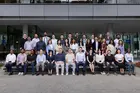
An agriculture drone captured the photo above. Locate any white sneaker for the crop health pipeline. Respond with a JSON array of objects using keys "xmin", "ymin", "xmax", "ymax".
[
  {"xmin": 66, "ymin": 73, "xmax": 68, "ymax": 75},
  {"xmin": 72, "ymin": 73, "xmax": 75, "ymax": 75},
  {"xmin": 18, "ymin": 72, "xmax": 21, "ymax": 75},
  {"xmin": 21, "ymin": 72, "xmax": 23, "ymax": 75},
  {"xmin": 101, "ymin": 72, "xmax": 106, "ymax": 75},
  {"xmin": 56, "ymin": 73, "xmax": 59, "ymax": 76},
  {"xmin": 61, "ymin": 73, "xmax": 64, "ymax": 76}
]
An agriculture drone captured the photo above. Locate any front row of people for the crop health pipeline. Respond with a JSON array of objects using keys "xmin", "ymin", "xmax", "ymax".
[{"xmin": 5, "ymin": 47, "xmax": 136, "ymax": 76}]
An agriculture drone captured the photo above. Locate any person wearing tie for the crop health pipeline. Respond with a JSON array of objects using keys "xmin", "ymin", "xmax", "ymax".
[
  {"xmin": 43, "ymin": 32, "xmax": 50, "ymax": 46},
  {"xmin": 92, "ymin": 37, "xmax": 101, "ymax": 53}
]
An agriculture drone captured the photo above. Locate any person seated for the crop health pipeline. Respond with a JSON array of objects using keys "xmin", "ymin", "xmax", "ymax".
[
  {"xmin": 47, "ymin": 50, "xmax": 55, "ymax": 75},
  {"xmin": 125, "ymin": 48, "xmax": 136, "ymax": 76},
  {"xmin": 95, "ymin": 49, "xmax": 105, "ymax": 75},
  {"xmin": 76, "ymin": 47, "xmax": 86, "ymax": 75},
  {"xmin": 5, "ymin": 50, "xmax": 16, "ymax": 75},
  {"xmin": 105, "ymin": 50, "xmax": 117, "ymax": 75},
  {"xmin": 55, "ymin": 48, "xmax": 65, "ymax": 75},
  {"xmin": 27, "ymin": 49, "xmax": 37, "ymax": 75},
  {"xmin": 65, "ymin": 48, "xmax": 76, "ymax": 75},
  {"xmin": 36, "ymin": 49, "xmax": 46, "ymax": 76},
  {"xmin": 16, "ymin": 49, "xmax": 27, "ymax": 75},
  {"xmin": 87, "ymin": 49, "xmax": 95, "ymax": 74},
  {"xmin": 115, "ymin": 49, "xmax": 125, "ymax": 75}
]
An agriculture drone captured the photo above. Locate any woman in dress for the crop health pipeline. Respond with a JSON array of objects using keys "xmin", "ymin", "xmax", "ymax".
[
  {"xmin": 55, "ymin": 40, "xmax": 63, "ymax": 54},
  {"xmin": 70, "ymin": 39, "xmax": 78, "ymax": 53},
  {"xmin": 101, "ymin": 38, "xmax": 107, "ymax": 55},
  {"xmin": 47, "ymin": 50, "xmax": 55, "ymax": 75},
  {"xmin": 46, "ymin": 39, "xmax": 54, "ymax": 55},
  {"xmin": 63, "ymin": 39, "xmax": 70, "ymax": 54},
  {"xmin": 117, "ymin": 40, "xmax": 125, "ymax": 55},
  {"xmin": 87, "ymin": 49, "xmax": 95, "ymax": 74}
]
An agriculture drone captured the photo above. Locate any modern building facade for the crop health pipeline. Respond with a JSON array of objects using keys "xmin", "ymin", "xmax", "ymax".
[{"xmin": 0, "ymin": 0, "xmax": 140, "ymax": 59}]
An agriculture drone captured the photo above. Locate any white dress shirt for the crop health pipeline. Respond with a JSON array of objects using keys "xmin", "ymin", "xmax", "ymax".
[
  {"xmin": 24, "ymin": 41, "xmax": 33, "ymax": 50},
  {"xmin": 125, "ymin": 53, "xmax": 134, "ymax": 62},
  {"xmin": 95, "ymin": 41, "xmax": 99, "ymax": 51},
  {"xmin": 32, "ymin": 38, "xmax": 39, "ymax": 48},
  {"xmin": 52, "ymin": 39, "xmax": 57, "ymax": 49},
  {"xmin": 70, "ymin": 43, "xmax": 78, "ymax": 52},
  {"xmin": 43, "ymin": 36, "xmax": 50, "ymax": 45},
  {"xmin": 114, "ymin": 39, "xmax": 119, "ymax": 48},
  {"xmin": 76, "ymin": 52, "xmax": 85, "ymax": 62},
  {"xmin": 5, "ymin": 54, "xmax": 16, "ymax": 63},
  {"xmin": 91, "ymin": 39, "xmax": 94, "ymax": 44},
  {"xmin": 36, "ymin": 54, "xmax": 46, "ymax": 63}
]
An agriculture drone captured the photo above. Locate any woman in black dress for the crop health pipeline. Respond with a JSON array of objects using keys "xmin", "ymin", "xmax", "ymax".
[
  {"xmin": 47, "ymin": 50, "xmax": 55, "ymax": 75},
  {"xmin": 87, "ymin": 49, "xmax": 95, "ymax": 74}
]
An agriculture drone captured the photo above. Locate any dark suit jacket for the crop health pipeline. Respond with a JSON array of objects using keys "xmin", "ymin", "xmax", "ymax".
[{"xmin": 92, "ymin": 41, "xmax": 101, "ymax": 53}]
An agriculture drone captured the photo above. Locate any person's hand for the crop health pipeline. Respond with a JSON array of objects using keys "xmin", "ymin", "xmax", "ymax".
[
  {"xmin": 112, "ymin": 62, "xmax": 115, "ymax": 65},
  {"xmin": 107, "ymin": 62, "xmax": 109, "ymax": 65}
]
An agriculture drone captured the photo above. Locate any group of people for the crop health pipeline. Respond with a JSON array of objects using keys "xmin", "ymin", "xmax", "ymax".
[{"xmin": 5, "ymin": 32, "xmax": 136, "ymax": 76}]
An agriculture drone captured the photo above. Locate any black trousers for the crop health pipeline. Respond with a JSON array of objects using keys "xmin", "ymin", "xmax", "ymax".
[
  {"xmin": 48, "ymin": 62, "xmax": 54, "ymax": 70},
  {"xmin": 106, "ymin": 62, "xmax": 117, "ymax": 73},
  {"xmin": 96, "ymin": 63, "xmax": 104, "ymax": 72},
  {"xmin": 5, "ymin": 62, "xmax": 16, "ymax": 72}
]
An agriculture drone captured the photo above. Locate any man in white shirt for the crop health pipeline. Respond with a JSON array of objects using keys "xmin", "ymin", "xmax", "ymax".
[
  {"xmin": 5, "ymin": 50, "xmax": 16, "ymax": 75},
  {"xmin": 114, "ymin": 34, "xmax": 121, "ymax": 48},
  {"xmin": 76, "ymin": 47, "xmax": 86, "ymax": 75},
  {"xmin": 43, "ymin": 32, "xmax": 50, "ymax": 46},
  {"xmin": 24, "ymin": 37, "xmax": 33, "ymax": 55},
  {"xmin": 65, "ymin": 48, "xmax": 76, "ymax": 75},
  {"xmin": 51, "ymin": 34, "xmax": 57, "ymax": 49},
  {"xmin": 32, "ymin": 34, "xmax": 39, "ymax": 49}
]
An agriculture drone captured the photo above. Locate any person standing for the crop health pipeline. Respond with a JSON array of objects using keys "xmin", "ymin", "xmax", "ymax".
[
  {"xmin": 117, "ymin": 40, "xmax": 125, "ymax": 55},
  {"xmin": 125, "ymin": 48, "xmax": 135, "ymax": 76},
  {"xmin": 114, "ymin": 34, "xmax": 121, "ymax": 48},
  {"xmin": 55, "ymin": 48, "xmax": 65, "ymax": 75},
  {"xmin": 36, "ymin": 49, "xmax": 46, "ymax": 76},
  {"xmin": 24, "ymin": 36, "xmax": 33, "ymax": 55},
  {"xmin": 76, "ymin": 47, "xmax": 86, "ymax": 75},
  {"xmin": 36, "ymin": 36, "xmax": 46, "ymax": 53},
  {"xmin": 101, "ymin": 38, "xmax": 107, "ymax": 55},
  {"xmin": 105, "ymin": 50, "xmax": 117, "ymax": 75},
  {"xmin": 91, "ymin": 34, "xmax": 95, "ymax": 44},
  {"xmin": 115, "ymin": 49, "xmax": 125, "ymax": 75},
  {"xmin": 27, "ymin": 49, "xmax": 37, "ymax": 75},
  {"xmin": 51, "ymin": 34, "xmax": 57, "ymax": 50},
  {"xmin": 47, "ymin": 50, "xmax": 55, "ymax": 75},
  {"xmin": 60, "ymin": 34, "xmax": 65, "ymax": 46},
  {"xmin": 70, "ymin": 39, "xmax": 78, "ymax": 53},
  {"xmin": 87, "ymin": 49, "xmax": 95, "ymax": 74},
  {"xmin": 95, "ymin": 49, "xmax": 105, "ymax": 75},
  {"xmin": 16, "ymin": 49, "xmax": 27, "ymax": 75},
  {"xmin": 68, "ymin": 33, "xmax": 73, "ymax": 45},
  {"xmin": 86, "ymin": 39, "xmax": 92, "ymax": 54},
  {"xmin": 82, "ymin": 34, "xmax": 87, "ymax": 47},
  {"xmin": 75, "ymin": 32, "xmax": 79, "ymax": 43},
  {"xmin": 32, "ymin": 34, "xmax": 39, "ymax": 49},
  {"xmin": 65, "ymin": 48, "xmax": 76, "ymax": 75},
  {"xmin": 5, "ymin": 50, "xmax": 16, "ymax": 75},
  {"xmin": 63, "ymin": 39, "xmax": 70, "ymax": 54},
  {"xmin": 46, "ymin": 39, "xmax": 54, "ymax": 54},
  {"xmin": 55, "ymin": 40, "xmax": 63, "ymax": 54},
  {"xmin": 92, "ymin": 37, "xmax": 101, "ymax": 53},
  {"xmin": 20, "ymin": 34, "xmax": 27, "ymax": 49},
  {"xmin": 107, "ymin": 39, "xmax": 116, "ymax": 55},
  {"xmin": 43, "ymin": 32, "xmax": 50, "ymax": 46}
]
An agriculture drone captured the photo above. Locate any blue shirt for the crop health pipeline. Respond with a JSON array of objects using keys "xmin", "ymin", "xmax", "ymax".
[
  {"xmin": 36, "ymin": 54, "xmax": 46, "ymax": 63},
  {"xmin": 55, "ymin": 53, "xmax": 65, "ymax": 62}
]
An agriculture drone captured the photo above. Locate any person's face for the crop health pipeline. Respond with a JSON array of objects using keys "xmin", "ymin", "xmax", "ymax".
[
  {"xmin": 103, "ymin": 39, "xmax": 106, "ymax": 42},
  {"xmin": 68, "ymin": 49, "xmax": 71, "ymax": 53},
  {"xmin": 117, "ymin": 35, "xmax": 120, "ymax": 39},
  {"xmin": 128, "ymin": 49, "xmax": 131, "ymax": 53},
  {"xmin": 23, "ymin": 34, "xmax": 27, "ymax": 39},
  {"xmin": 21, "ymin": 49, "xmax": 24, "ymax": 53},
  {"xmin": 98, "ymin": 50, "xmax": 101, "ymax": 54},
  {"xmin": 59, "ymin": 48, "xmax": 62, "ymax": 53},
  {"xmin": 76, "ymin": 33, "xmax": 78, "ymax": 36},
  {"xmin": 40, "ymin": 50, "xmax": 43, "ymax": 54},
  {"xmin": 117, "ymin": 50, "xmax": 121, "ymax": 54},
  {"xmin": 80, "ymin": 39, "xmax": 82, "ymax": 42},
  {"xmin": 58, "ymin": 40, "xmax": 61, "ymax": 44},
  {"xmin": 31, "ymin": 50, "xmax": 34, "ymax": 54},
  {"xmin": 49, "ymin": 51, "xmax": 53, "ymax": 55},
  {"xmin": 65, "ymin": 39, "xmax": 68, "ymax": 43},
  {"xmin": 52, "ymin": 35, "xmax": 55, "ymax": 39},
  {"xmin": 68, "ymin": 34, "xmax": 72, "ymax": 38},
  {"xmin": 10, "ymin": 50, "xmax": 13, "ymax": 54},
  {"xmin": 83, "ymin": 35, "xmax": 86, "ymax": 38},
  {"xmin": 79, "ymin": 48, "xmax": 82, "ymax": 52},
  {"xmin": 72, "ymin": 39, "xmax": 75, "ymax": 43},
  {"xmin": 87, "ymin": 39, "xmax": 90, "ymax": 43},
  {"xmin": 49, "ymin": 40, "xmax": 52, "ymax": 44},
  {"xmin": 92, "ymin": 35, "xmax": 94, "ymax": 39},
  {"xmin": 35, "ymin": 34, "xmax": 38, "ymax": 38},
  {"xmin": 28, "ymin": 37, "xmax": 31, "ymax": 41},
  {"xmin": 95, "ymin": 37, "xmax": 98, "ymax": 41},
  {"xmin": 60, "ymin": 35, "xmax": 64, "ymax": 39},
  {"xmin": 40, "ymin": 37, "xmax": 43, "ymax": 41},
  {"xmin": 44, "ymin": 32, "xmax": 47, "ymax": 36}
]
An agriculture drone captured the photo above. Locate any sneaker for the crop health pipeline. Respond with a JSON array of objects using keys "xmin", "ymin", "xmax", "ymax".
[
  {"xmin": 61, "ymin": 73, "xmax": 64, "ymax": 76},
  {"xmin": 21, "ymin": 72, "xmax": 23, "ymax": 75},
  {"xmin": 128, "ymin": 73, "xmax": 131, "ymax": 76},
  {"xmin": 132, "ymin": 73, "xmax": 136, "ymax": 76},
  {"xmin": 18, "ymin": 72, "xmax": 21, "ymax": 75},
  {"xmin": 101, "ymin": 72, "xmax": 106, "ymax": 75},
  {"xmin": 72, "ymin": 73, "xmax": 75, "ymax": 75},
  {"xmin": 56, "ymin": 73, "xmax": 59, "ymax": 76},
  {"xmin": 66, "ymin": 73, "xmax": 68, "ymax": 75},
  {"xmin": 107, "ymin": 73, "xmax": 109, "ymax": 76}
]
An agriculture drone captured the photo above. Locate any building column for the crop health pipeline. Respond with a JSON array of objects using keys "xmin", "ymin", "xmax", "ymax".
[{"xmin": 22, "ymin": 25, "xmax": 28, "ymax": 36}]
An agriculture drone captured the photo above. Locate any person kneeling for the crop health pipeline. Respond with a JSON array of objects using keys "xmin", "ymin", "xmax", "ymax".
[
  {"xmin": 95, "ymin": 50, "xmax": 105, "ymax": 75},
  {"xmin": 55, "ymin": 48, "xmax": 65, "ymax": 76},
  {"xmin": 36, "ymin": 49, "xmax": 46, "ymax": 76},
  {"xmin": 65, "ymin": 48, "xmax": 76, "ymax": 75},
  {"xmin": 105, "ymin": 50, "xmax": 117, "ymax": 75},
  {"xmin": 5, "ymin": 50, "xmax": 16, "ymax": 75}
]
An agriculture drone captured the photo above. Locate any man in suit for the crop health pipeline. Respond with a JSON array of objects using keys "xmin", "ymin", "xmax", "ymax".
[{"xmin": 92, "ymin": 37, "xmax": 101, "ymax": 53}]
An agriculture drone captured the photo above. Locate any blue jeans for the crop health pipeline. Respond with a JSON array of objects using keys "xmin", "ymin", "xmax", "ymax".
[
  {"xmin": 76, "ymin": 62, "xmax": 86, "ymax": 73},
  {"xmin": 17, "ymin": 63, "xmax": 27, "ymax": 73},
  {"xmin": 126, "ymin": 62, "xmax": 135, "ymax": 73},
  {"xmin": 27, "ymin": 62, "xmax": 35, "ymax": 74}
]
